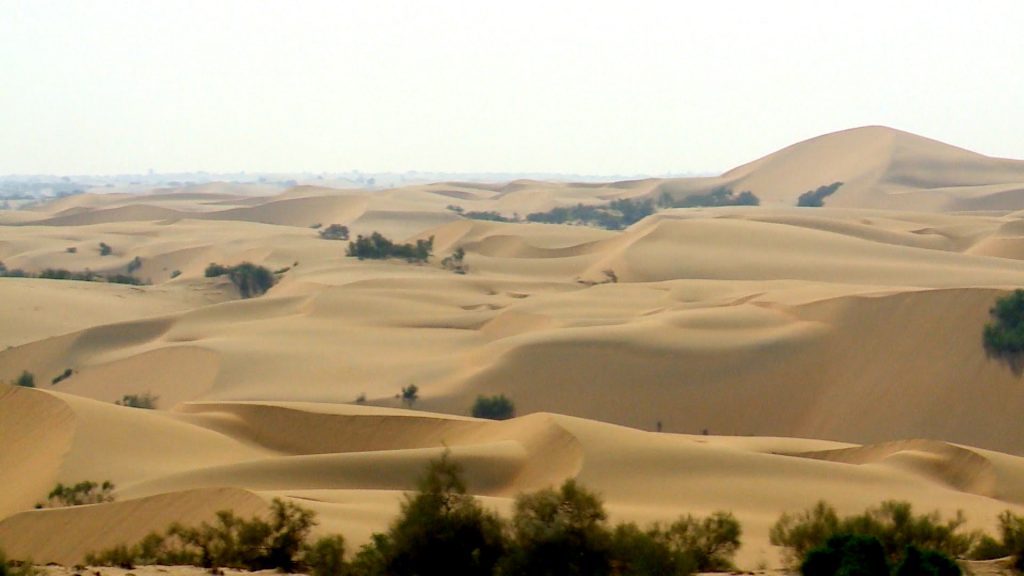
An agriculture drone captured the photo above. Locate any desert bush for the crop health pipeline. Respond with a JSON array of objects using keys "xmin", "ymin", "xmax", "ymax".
[
  {"xmin": 38, "ymin": 268, "xmax": 72, "ymax": 280},
  {"xmin": 126, "ymin": 256, "xmax": 142, "ymax": 273},
  {"xmin": 463, "ymin": 211, "xmax": 513, "ymax": 222},
  {"xmin": 674, "ymin": 187, "xmax": 760, "ymax": 208},
  {"xmin": 441, "ymin": 247, "xmax": 468, "ymax": 274},
  {"xmin": 204, "ymin": 262, "xmax": 275, "ymax": 297},
  {"xmin": 525, "ymin": 198, "xmax": 654, "ymax": 230},
  {"xmin": 471, "ymin": 394, "xmax": 515, "ymax": 420},
  {"xmin": 993, "ymin": 510, "xmax": 1024, "ymax": 570},
  {"xmin": 502, "ymin": 478, "xmax": 613, "ymax": 576},
  {"xmin": 800, "ymin": 533, "xmax": 889, "ymax": 576},
  {"xmin": 797, "ymin": 182, "xmax": 844, "ymax": 207},
  {"xmin": 66, "ymin": 246, "xmax": 77, "ymax": 254},
  {"xmin": 771, "ymin": 500, "xmax": 973, "ymax": 569},
  {"xmin": 13, "ymin": 370, "xmax": 34, "ymax": 388},
  {"xmin": 400, "ymin": 384, "xmax": 418, "ymax": 408},
  {"xmin": 116, "ymin": 392, "xmax": 158, "ymax": 409},
  {"xmin": 894, "ymin": 544, "xmax": 962, "ymax": 576},
  {"xmin": 105, "ymin": 273, "xmax": 143, "ymax": 285},
  {"xmin": 362, "ymin": 451, "xmax": 505, "ymax": 576},
  {"xmin": 205, "ymin": 263, "xmax": 230, "ymax": 277},
  {"xmin": 984, "ymin": 290, "xmax": 1024, "ymax": 358},
  {"xmin": 46, "ymin": 480, "xmax": 115, "ymax": 507},
  {"xmin": 98, "ymin": 242, "xmax": 112, "ymax": 256},
  {"xmin": 662, "ymin": 511, "xmax": 741, "ymax": 572},
  {"xmin": 319, "ymin": 224, "xmax": 350, "ymax": 240},
  {"xmin": 610, "ymin": 523, "xmax": 695, "ymax": 576},
  {"xmin": 170, "ymin": 269, "xmax": 182, "ymax": 279},
  {"xmin": 51, "ymin": 368, "xmax": 73, "ymax": 385},
  {"xmin": 305, "ymin": 535, "xmax": 346, "ymax": 576},
  {"xmin": 347, "ymin": 232, "xmax": 434, "ymax": 263}
]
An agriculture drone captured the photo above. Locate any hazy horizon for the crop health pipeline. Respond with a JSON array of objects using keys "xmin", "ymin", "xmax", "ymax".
[{"xmin": 3, "ymin": 1, "xmax": 1023, "ymax": 176}]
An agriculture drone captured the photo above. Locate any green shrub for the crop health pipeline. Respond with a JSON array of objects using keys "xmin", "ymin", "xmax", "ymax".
[
  {"xmin": 441, "ymin": 247, "xmax": 468, "ymax": 274},
  {"xmin": 46, "ymin": 480, "xmax": 115, "ymax": 507},
  {"xmin": 800, "ymin": 533, "xmax": 889, "ymax": 576},
  {"xmin": 126, "ymin": 256, "xmax": 142, "ymax": 273},
  {"xmin": 463, "ymin": 211, "xmax": 513, "ymax": 222},
  {"xmin": 105, "ymin": 273, "xmax": 143, "ymax": 285},
  {"xmin": 525, "ymin": 198, "xmax": 655, "ymax": 230},
  {"xmin": 319, "ymin": 224, "xmax": 350, "ymax": 240},
  {"xmin": 51, "ymin": 368, "xmax": 73, "ymax": 385},
  {"xmin": 674, "ymin": 187, "xmax": 760, "ymax": 208},
  {"xmin": 797, "ymin": 182, "xmax": 843, "ymax": 207},
  {"xmin": 471, "ymin": 394, "xmax": 515, "ymax": 420},
  {"xmin": 204, "ymin": 262, "xmax": 276, "ymax": 298},
  {"xmin": 305, "ymin": 535, "xmax": 346, "ymax": 576},
  {"xmin": 984, "ymin": 290, "xmax": 1024, "ymax": 357},
  {"xmin": 13, "ymin": 370, "xmax": 34, "ymax": 388},
  {"xmin": 609, "ymin": 523, "xmax": 695, "ymax": 576},
  {"xmin": 205, "ymin": 263, "xmax": 230, "ymax": 277},
  {"xmin": 771, "ymin": 501, "xmax": 973, "ymax": 569},
  {"xmin": 894, "ymin": 545, "xmax": 961, "ymax": 576},
  {"xmin": 98, "ymin": 242, "xmax": 112, "ymax": 256},
  {"xmin": 662, "ymin": 511, "xmax": 741, "ymax": 572},
  {"xmin": 400, "ymin": 384, "xmax": 418, "ymax": 408},
  {"xmin": 347, "ymin": 233, "xmax": 434, "ymax": 263},
  {"xmin": 170, "ymin": 270, "xmax": 182, "ymax": 279},
  {"xmin": 116, "ymin": 392, "xmax": 158, "ymax": 409}
]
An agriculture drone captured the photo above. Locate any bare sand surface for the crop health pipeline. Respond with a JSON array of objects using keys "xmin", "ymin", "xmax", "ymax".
[{"xmin": 5, "ymin": 127, "xmax": 1024, "ymax": 570}]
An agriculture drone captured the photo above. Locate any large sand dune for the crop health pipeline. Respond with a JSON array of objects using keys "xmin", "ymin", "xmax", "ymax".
[{"xmin": 5, "ymin": 127, "xmax": 1024, "ymax": 569}]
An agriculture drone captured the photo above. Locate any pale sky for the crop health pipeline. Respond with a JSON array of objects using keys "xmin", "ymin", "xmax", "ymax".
[{"xmin": 2, "ymin": 1, "xmax": 1023, "ymax": 176}]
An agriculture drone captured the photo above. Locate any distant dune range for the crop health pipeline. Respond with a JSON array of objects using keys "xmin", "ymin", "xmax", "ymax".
[{"xmin": 5, "ymin": 126, "xmax": 1024, "ymax": 569}]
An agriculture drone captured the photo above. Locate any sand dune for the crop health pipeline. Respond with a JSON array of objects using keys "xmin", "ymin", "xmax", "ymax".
[{"xmin": 7, "ymin": 127, "xmax": 1024, "ymax": 569}]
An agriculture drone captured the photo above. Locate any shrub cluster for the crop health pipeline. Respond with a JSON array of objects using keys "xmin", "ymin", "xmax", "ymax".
[
  {"xmin": 44, "ymin": 480, "xmax": 115, "ymax": 507},
  {"xmin": 796, "ymin": 182, "xmax": 844, "ymax": 207},
  {"xmin": 441, "ymin": 247, "xmax": 468, "ymax": 274},
  {"xmin": 0, "ymin": 267, "xmax": 146, "ymax": 285},
  {"xmin": 984, "ymin": 289, "xmax": 1024, "ymax": 358},
  {"xmin": 770, "ymin": 500, "xmax": 973, "ymax": 574},
  {"xmin": 319, "ymin": 224, "xmax": 350, "ymax": 240},
  {"xmin": 115, "ymin": 392, "xmax": 158, "ymax": 409},
  {"xmin": 347, "ymin": 233, "xmax": 434, "ymax": 263},
  {"xmin": 662, "ymin": 187, "xmax": 760, "ymax": 208},
  {"xmin": 11, "ymin": 370, "xmax": 34, "ymax": 388},
  {"xmin": 463, "ymin": 211, "xmax": 514, "ymax": 223},
  {"xmin": 525, "ymin": 198, "xmax": 655, "ymax": 230},
  {"xmin": 205, "ymin": 262, "xmax": 276, "ymax": 298},
  {"xmin": 471, "ymin": 394, "xmax": 515, "ymax": 420}
]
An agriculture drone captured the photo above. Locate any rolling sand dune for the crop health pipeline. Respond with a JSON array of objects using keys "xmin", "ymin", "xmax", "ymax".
[{"xmin": 7, "ymin": 127, "xmax": 1024, "ymax": 569}]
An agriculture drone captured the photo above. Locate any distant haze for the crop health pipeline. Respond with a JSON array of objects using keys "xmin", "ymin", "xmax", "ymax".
[{"xmin": 2, "ymin": 0, "xmax": 1022, "ymax": 176}]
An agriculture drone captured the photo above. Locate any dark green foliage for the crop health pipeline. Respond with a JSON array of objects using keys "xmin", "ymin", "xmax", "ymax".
[
  {"xmin": 969, "ymin": 534, "xmax": 1008, "ymax": 560},
  {"xmin": 126, "ymin": 256, "xmax": 143, "ymax": 273},
  {"xmin": 350, "ymin": 533, "xmax": 391, "ymax": 576},
  {"xmin": 116, "ymin": 392, "xmax": 158, "ymax": 409},
  {"xmin": 228, "ymin": 262, "xmax": 276, "ymax": 298},
  {"xmin": 13, "ymin": 370, "xmax": 34, "ymax": 388},
  {"xmin": 319, "ymin": 224, "xmax": 350, "ymax": 240},
  {"xmin": 800, "ymin": 534, "xmax": 889, "ymax": 576},
  {"xmin": 663, "ymin": 511, "xmax": 742, "ymax": 572},
  {"xmin": 66, "ymin": 246, "xmax": 77, "ymax": 253},
  {"xmin": 772, "ymin": 501, "xmax": 973, "ymax": 569},
  {"xmin": 51, "ymin": 368, "xmax": 73, "ymax": 385},
  {"xmin": 38, "ymin": 268, "xmax": 72, "ymax": 280},
  {"xmin": 673, "ymin": 187, "xmax": 760, "ymax": 208},
  {"xmin": 609, "ymin": 523, "xmax": 694, "ymax": 576},
  {"xmin": 471, "ymin": 394, "xmax": 516, "ymax": 420},
  {"xmin": 86, "ymin": 498, "xmax": 317, "ymax": 571},
  {"xmin": 170, "ymin": 269, "xmax": 182, "ymax": 279},
  {"xmin": 502, "ymin": 479, "xmax": 613, "ymax": 576},
  {"xmin": 797, "ymin": 182, "xmax": 844, "ymax": 207},
  {"xmin": 368, "ymin": 451, "xmax": 506, "ymax": 576},
  {"xmin": 984, "ymin": 290, "xmax": 1024, "ymax": 359},
  {"xmin": 894, "ymin": 545, "xmax": 961, "ymax": 576},
  {"xmin": 347, "ymin": 233, "xmax": 434, "ymax": 263},
  {"xmin": 46, "ymin": 480, "xmax": 115, "ymax": 507},
  {"xmin": 463, "ymin": 211, "xmax": 513, "ymax": 222},
  {"xmin": 205, "ymin": 263, "xmax": 230, "ymax": 277},
  {"xmin": 446, "ymin": 204, "xmax": 464, "ymax": 214},
  {"xmin": 994, "ymin": 510, "xmax": 1024, "ymax": 570},
  {"xmin": 305, "ymin": 535, "xmax": 346, "ymax": 576},
  {"xmin": 525, "ymin": 198, "xmax": 655, "ymax": 230},
  {"xmin": 400, "ymin": 384, "xmax": 418, "ymax": 408},
  {"xmin": 98, "ymin": 242, "xmax": 112, "ymax": 256}
]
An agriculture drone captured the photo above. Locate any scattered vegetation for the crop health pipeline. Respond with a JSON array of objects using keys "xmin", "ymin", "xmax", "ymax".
[
  {"xmin": 205, "ymin": 262, "xmax": 276, "ymax": 298},
  {"xmin": 347, "ymin": 232, "xmax": 434, "ymax": 263},
  {"xmin": 0, "ymin": 267, "xmax": 147, "ymax": 285},
  {"xmin": 441, "ymin": 246, "xmax": 468, "ymax": 274},
  {"xmin": 400, "ymin": 384, "xmax": 419, "ymax": 408},
  {"xmin": 170, "ymin": 269, "xmax": 182, "ymax": 279},
  {"xmin": 797, "ymin": 182, "xmax": 844, "ymax": 207},
  {"xmin": 525, "ymin": 198, "xmax": 655, "ymax": 230},
  {"xmin": 65, "ymin": 246, "xmax": 77, "ymax": 254},
  {"xmin": 44, "ymin": 480, "xmax": 115, "ymax": 507},
  {"xmin": 12, "ymin": 370, "xmax": 34, "ymax": 388},
  {"xmin": 984, "ymin": 290, "xmax": 1024, "ymax": 368},
  {"xmin": 51, "ymin": 368, "xmax": 73, "ymax": 385},
  {"xmin": 126, "ymin": 256, "xmax": 143, "ymax": 273},
  {"xmin": 106, "ymin": 273, "xmax": 144, "ymax": 285},
  {"xmin": 115, "ymin": 392, "xmax": 159, "ymax": 409},
  {"xmin": 471, "ymin": 394, "xmax": 516, "ymax": 420},
  {"xmin": 663, "ymin": 186, "xmax": 760, "ymax": 208},
  {"xmin": 98, "ymin": 242, "xmax": 112, "ymax": 256},
  {"xmin": 318, "ymin": 224, "xmax": 350, "ymax": 240},
  {"xmin": 770, "ymin": 500, "xmax": 973, "ymax": 572},
  {"xmin": 463, "ymin": 211, "xmax": 514, "ymax": 222}
]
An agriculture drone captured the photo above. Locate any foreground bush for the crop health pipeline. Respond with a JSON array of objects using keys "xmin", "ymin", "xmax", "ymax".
[
  {"xmin": 984, "ymin": 290, "xmax": 1024, "ymax": 357},
  {"xmin": 771, "ymin": 500, "xmax": 972, "ymax": 571},
  {"xmin": 86, "ymin": 498, "xmax": 318, "ymax": 571}
]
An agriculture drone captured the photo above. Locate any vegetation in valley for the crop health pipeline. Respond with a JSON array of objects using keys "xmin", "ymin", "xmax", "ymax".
[
  {"xmin": 797, "ymin": 182, "xmax": 844, "ymax": 207},
  {"xmin": 42, "ymin": 481, "xmax": 115, "ymax": 508},
  {"xmin": 11, "ymin": 370, "xmax": 34, "ymax": 388},
  {"xmin": 659, "ymin": 187, "xmax": 760, "ymax": 208},
  {"xmin": 115, "ymin": 392, "xmax": 158, "ymax": 409},
  {"xmin": 205, "ymin": 262, "xmax": 276, "ymax": 298},
  {"xmin": 525, "ymin": 198, "xmax": 656, "ymax": 230},
  {"xmin": 347, "ymin": 232, "xmax": 434, "ymax": 263},
  {"xmin": 441, "ymin": 246, "xmax": 468, "ymax": 274},
  {"xmin": 318, "ymin": 224, "xmax": 350, "ymax": 240},
  {"xmin": 0, "ymin": 267, "xmax": 148, "ymax": 285},
  {"xmin": 984, "ymin": 290, "xmax": 1024, "ymax": 365}
]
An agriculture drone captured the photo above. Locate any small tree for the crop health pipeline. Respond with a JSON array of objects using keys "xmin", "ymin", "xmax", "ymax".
[
  {"xmin": 471, "ymin": 394, "xmax": 515, "ymax": 420},
  {"xmin": 305, "ymin": 535, "xmax": 346, "ymax": 576},
  {"xmin": 400, "ymin": 385, "xmax": 419, "ymax": 408},
  {"xmin": 46, "ymin": 480, "xmax": 115, "ymax": 507},
  {"xmin": 13, "ymin": 370, "xmax": 34, "ymax": 388},
  {"xmin": 99, "ymin": 242, "xmax": 112, "ymax": 256},
  {"xmin": 116, "ymin": 392, "xmax": 158, "ymax": 409},
  {"xmin": 663, "ymin": 511, "xmax": 741, "ymax": 572}
]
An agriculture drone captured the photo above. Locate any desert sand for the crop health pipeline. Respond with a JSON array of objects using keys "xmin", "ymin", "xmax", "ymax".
[{"xmin": 4, "ymin": 126, "xmax": 1024, "ymax": 570}]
